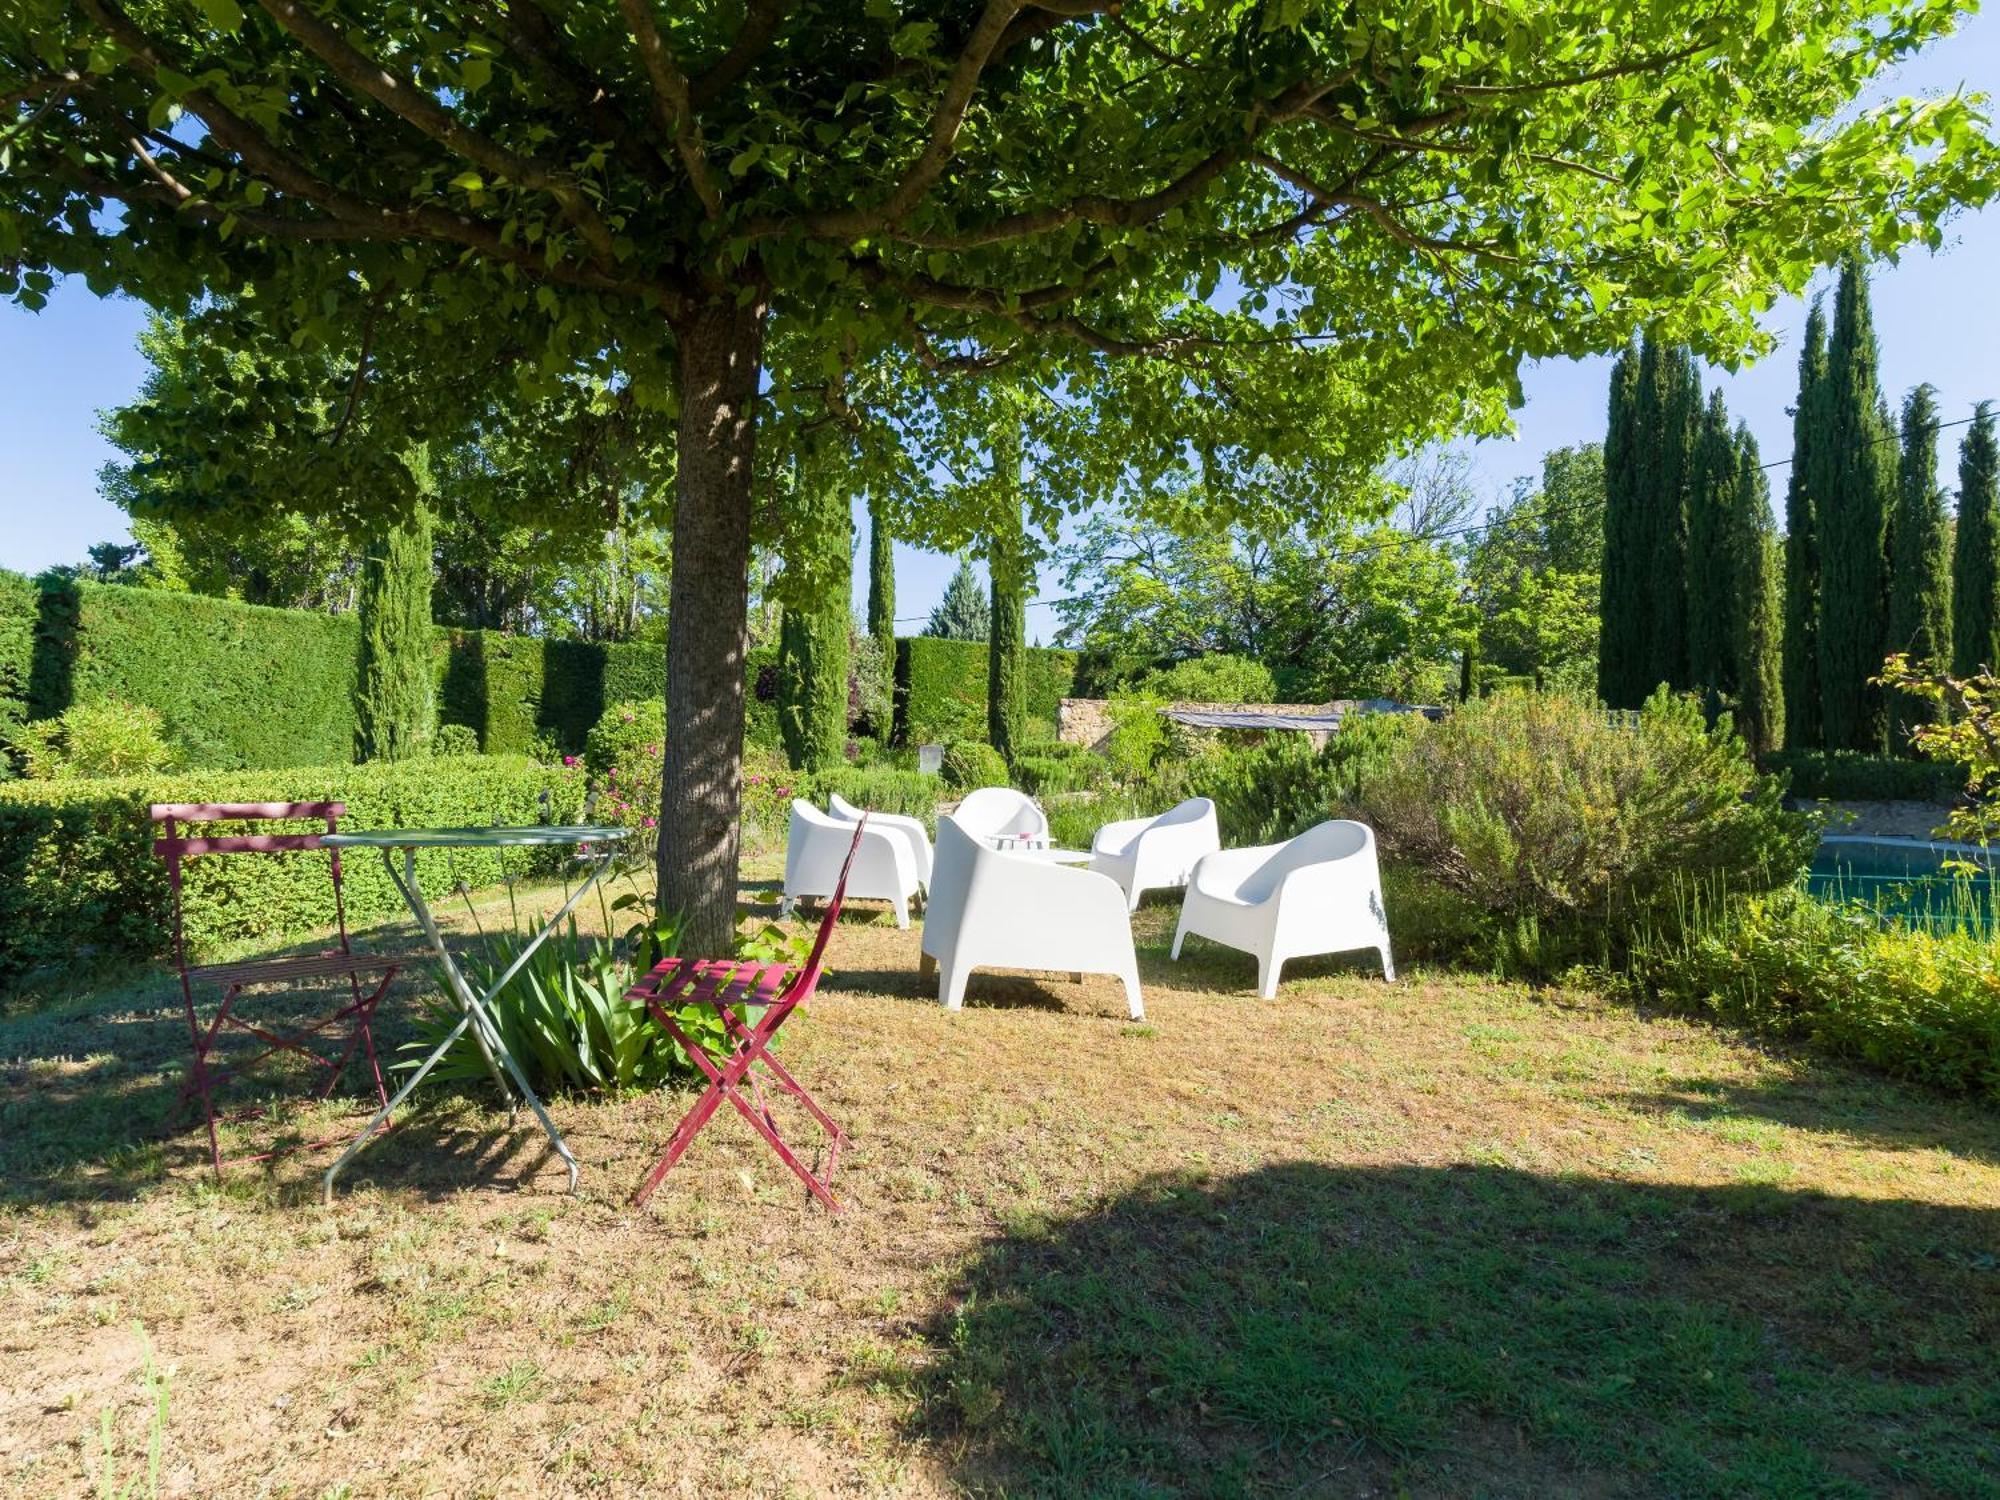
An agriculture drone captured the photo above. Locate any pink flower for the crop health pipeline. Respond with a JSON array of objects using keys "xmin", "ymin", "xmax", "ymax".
[
  {"xmin": 562, "ymin": 755, "xmax": 579, "ymax": 767},
  {"xmin": 642, "ymin": 816, "xmax": 657, "ymax": 828}
]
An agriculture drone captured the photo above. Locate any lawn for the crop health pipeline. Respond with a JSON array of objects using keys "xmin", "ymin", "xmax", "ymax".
[{"xmin": 1, "ymin": 872, "xmax": 1996, "ymax": 1498}]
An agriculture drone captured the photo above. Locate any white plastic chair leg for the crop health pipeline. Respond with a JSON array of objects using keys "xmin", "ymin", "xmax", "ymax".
[
  {"xmin": 1256, "ymin": 954, "xmax": 1281, "ymax": 1000},
  {"xmin": 941, "ymin": 963, "xmax": 971, "ymax": 1012},
  {"xmin": 1379, "ymin": 942, "xmax": 1396, "ymax": 983},
  {"xmin": 891, "ymin": 895, "xmax": 910, "ymax": 930},
  {"xmin": 1169, "ymin": 916, "xmax": 1190, "ymax": 961},
  {"xmin": 1119, "ymin": 969, "xmax": 1145, "ymax": 1021}
]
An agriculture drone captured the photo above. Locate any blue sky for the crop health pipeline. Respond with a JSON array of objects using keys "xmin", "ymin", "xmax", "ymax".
[{"xmin": 2, "ymin": 13, "xmax": 1995, "ymax": 646}]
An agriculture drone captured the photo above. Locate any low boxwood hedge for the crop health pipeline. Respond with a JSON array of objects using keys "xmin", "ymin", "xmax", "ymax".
[
  {"xmin": 0, "ymin": 754, "xmax": 585, "ymax": 980},
  {"xmin": 1762, "ymin": 749, "xmax": 1962, "ymax": 803}
]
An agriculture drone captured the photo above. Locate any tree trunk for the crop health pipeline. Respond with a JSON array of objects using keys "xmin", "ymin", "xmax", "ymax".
[{"xmin": 658, "ymin": 295, "xmax": 767, "ymax": 955}]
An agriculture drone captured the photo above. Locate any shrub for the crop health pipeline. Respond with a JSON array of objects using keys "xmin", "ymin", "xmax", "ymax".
[
  {"xmin": 10, "ymin": 698, "xmax": 176, "ymax": 779},
  {"xmin": 1760, "ymin": 748, "xmax": 1960, "ymax": 803},
  {"xmin": 1100, "ymin": 696, "xmax": 1171, "ymax": 781},
  {"xmin": 1184, "ymin": 737, "xmax": 1341, "ymax": 845},
  {"xmin": 582, "ymin": 700, "xmax": 664, "ymax": 861},
  {"xmin": 0, "ymin": 755, "xmax": 585, "ymax": 980},
  {"xmin": 1625, "ymin": 885, "xmax": 2000, "ymax": 1102},
  {"xmin": 942, "ymin": 740, "xmax": 1009, "ymax": 791},
  {"xmin": 1014, "ymin": 752, "xmax": 1111, "ymax": 796},
  {"xmin": 803, "ymin": 766, "xmax": 939, "ymax": 824},
  {"xmin": 897, "ymin": 636, "xmax": 1078, "ymax": 745},
  {"xmin": 1138, "ymin": 653, "xmax": 1279, "ymax": 704},
  {"xmin": 1355, "ymin": 689, "xmax": 1814, "ymax": 970},
  {"xmin": 429, "ymin": 723, "xmax": 480, "ymax": 757}
]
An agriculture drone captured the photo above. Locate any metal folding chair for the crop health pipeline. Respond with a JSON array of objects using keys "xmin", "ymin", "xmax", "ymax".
[
  {"xmin": 152, "ymin": 801, "xmax": 419, "ymax": 1177},
  {"xmin": 625, "ymin": 819, "xmax": 865, "ymax": 1212}
]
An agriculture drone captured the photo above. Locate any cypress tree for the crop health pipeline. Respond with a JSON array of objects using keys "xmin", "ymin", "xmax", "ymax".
[
  {"xmin": 1597, "ymin": 340, "xmax": 1645, "ymax": 708},
  {"xmin": 1780, "ymin": 301, "xmax": 1827, "ymax": 749},
  {"xmin": 1634, "ymin": 337, "xmax": 1698, "ymax": 695},
  {"xmin": 924, "ymin": 558, "xmax": 990, "ymax": 641},
  {"xmin": 1814, "ymin": 257, "xmax": 1897, "ymax": 753},
  {"xmin": 1952, "ymin": 403, "xmax": 2000, "ymax": 676},
  {"xmin": 355, "ymin": 490, "xmax": 436, "ymax": 763},
  {"xmin": 1730, "ymin": 425, "xmax": 1785, "ymax": 754},
  {"xmin": 775, "ymin": 453, "xmax": 852, "ymax": 771},
  {"xmin": 1888, "ymin": 384, "xmax": 1953, "ymax": 747},
  {"xmin": 866, "ymin": 493, "xmax": 896, "ymax": 664},
  {"xmin": 987, "ymin": 418, "xmax": 1029, "ymax": 759},
  {"xmin": 1686, "ymin": 386, "xmax": 1736, "ymax": 693}
]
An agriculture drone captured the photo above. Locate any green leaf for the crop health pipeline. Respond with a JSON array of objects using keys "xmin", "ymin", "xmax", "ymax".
[
  {"xmin": 450, "ymin": 170, "xmax": 484, "ymax": 192},
  {"xmin": 196, "ymin": 0, "xmax": 245, "ymax": 31}
]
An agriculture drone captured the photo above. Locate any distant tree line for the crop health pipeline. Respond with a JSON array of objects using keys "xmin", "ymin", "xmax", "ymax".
[{"xmin": 1600, "ymin": 256, "xmax": 2000, "ymax": 758}]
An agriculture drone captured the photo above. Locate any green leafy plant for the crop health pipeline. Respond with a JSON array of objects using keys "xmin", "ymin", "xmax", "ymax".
[
  {"xmin": 97, "ymin": 1322, "xmax": 168, "ymax": 1500},
  {"xmin": 1013, "ymin": 752, "xmax": 1110, "ymax": 796},
  {"xmin": 941, "ymin": 741, "xmax": 1009, "ymax": 791},
  {"xmin": 583, "ymin": 699, "xmax": 664, "ymax": 861},
  {"xmin": 1623, "ymin": 881, "xmax": 2000, "ymax": 1101},
  {"xmin": 11, "ymin": 699, "xmax": 175, "ymax": 780},
  {"xmin": 430, "ymin": 723, "xmax": 480, "ymax": 757},
  {"xmin": 1357, "ymin": 688, "xmax": 1815, "ymax": 970},
  {"xmin": 804, "ymin": 766, "xmax": 939, "ymax": 823},
  {"xmin": 1136, "ymin": 654, "xmax": 1279, "ymax": 704}
]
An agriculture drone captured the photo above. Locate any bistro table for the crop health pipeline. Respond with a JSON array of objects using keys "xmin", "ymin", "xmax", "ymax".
[
  {"xmin": 992, "ymin": 844, "xmax": 1093, "ymax": 865},
  {"xmin": 318, "ymin": 824, "xmax": 629, "ymax": 1202}
]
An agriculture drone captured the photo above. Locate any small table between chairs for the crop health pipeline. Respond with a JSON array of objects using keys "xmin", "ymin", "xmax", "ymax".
[{"xmin": 318, "ymin": 824, "xmax": 629, "ymax": 1202}]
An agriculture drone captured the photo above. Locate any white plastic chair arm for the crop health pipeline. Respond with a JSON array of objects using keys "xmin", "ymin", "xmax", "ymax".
[
  {"xmin": 1091, "ymin": 815, "xmax": 1153, "ymax": 856},
  {"xmin": 1188, "ymin": 843, "xmax": 1284, "ymax": 899}
]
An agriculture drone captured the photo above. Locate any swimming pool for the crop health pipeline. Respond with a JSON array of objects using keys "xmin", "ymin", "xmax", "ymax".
[{"xmin": 1806, "ymin": 835, "xmax": 1998, "ymax": 932}]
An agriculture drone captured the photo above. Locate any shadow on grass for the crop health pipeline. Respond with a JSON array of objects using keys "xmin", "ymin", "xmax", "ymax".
[
  {"xmin": 918, "ymin": 1162, "xmax": 2000, "ymax": 1498},
  {"xmin": 1618, "ymin": 1073, "xmax": 2000, "ymax": 1170}
]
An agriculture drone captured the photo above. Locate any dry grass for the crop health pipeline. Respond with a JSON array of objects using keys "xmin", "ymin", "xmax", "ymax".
[{"xmin": 2, "ymin": 870, "xmax": 1996, "ymax": 1498}]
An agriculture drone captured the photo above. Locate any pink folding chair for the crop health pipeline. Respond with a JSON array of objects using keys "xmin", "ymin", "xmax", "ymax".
[
  {"xmin": 152, "ymin": 801, "xmax": 418, "ymax": 1177},
  {"xmin": 624, "ymin": 820, "xmax": 865, "ymax": 1212}
]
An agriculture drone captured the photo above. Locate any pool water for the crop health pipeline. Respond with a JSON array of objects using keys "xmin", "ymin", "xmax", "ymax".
[{"xmin": 1806, "ymin": 836, "xmax": 1999, "ymax": 932}]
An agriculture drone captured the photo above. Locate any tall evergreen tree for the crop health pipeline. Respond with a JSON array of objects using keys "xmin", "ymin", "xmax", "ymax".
[
  {"xmin": 1632, "ymin": 338, "xmax": 1700, "ymax": 694},
  {"xmin": 1686, "ymin": 387, "xmax": 1737, "ymax": 693},
  {"xmin": 1814, "ymin": 257, "xmax": 1898, "ymax": 752},
  {"xmin": 1730, "ymin": 426, "xmax": 1785, "ymax": 755},
  {"xmin": 1781, "ymin": 302, "xmax": 1828, "ymax": 749},
  {"xmin": 866, "ymin": 494, "xmax": 896, "ymax": 665},
  {"xmin": 987, "ymin": 420, "xmax": 1030, "ymax": 760},
  {"xmin": 1597, "ymin": 340, "xmax": 1645, "ymax": 708},
  {"xmin": 924, "ymin": 558, "xmax": 991, "ymax": 643},
  {"xmin": 775, "ymin": 455, "xmax": 852, "ymax": 772},
  {"xmin": 354, "ymin": 485, "xmax": 436, "ymax": 763},
  {"xmin": 1953, "ymin": 403, "xmax": 2000, "ymax": 676},
  {"xmin": 1888, "ymin": 383, "xmax": 1953, "ymax": 747}
]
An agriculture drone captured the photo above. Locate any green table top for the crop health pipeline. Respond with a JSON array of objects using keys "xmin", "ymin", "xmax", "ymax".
[{"xmin": 322, "ymin": 825, "xmax": 631, "ymax": 850}]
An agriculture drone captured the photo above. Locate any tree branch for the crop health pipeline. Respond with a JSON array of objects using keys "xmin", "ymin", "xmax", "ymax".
[
  {"xmin": 689, "ymin": 0, "xmax": 791, "ymax": 108},
  {"xmin": 250, "ymin": 0, "xmax": 619, "ymax": 265},
  {"xmin": 616, "ymin": 0, "xmax": 726, "ymax": 217}
]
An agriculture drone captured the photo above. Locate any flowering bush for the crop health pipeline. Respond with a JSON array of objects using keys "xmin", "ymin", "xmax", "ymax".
[
  {"xmin": 741, "ymin": 741, "xmax": 797, "ymax": 850},
  {"xmin": 583, "ymin": 700, "xmax": 663, "ymax": 863}
]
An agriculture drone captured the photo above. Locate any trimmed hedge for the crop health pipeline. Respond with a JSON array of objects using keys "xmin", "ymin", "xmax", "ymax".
[
  {"xmin": 896, "ymin": 636, "xmax": 1077, "ymax": 745},
  {"xmin": 1762, "ymin": 749, "xmax": 1962, "ymax": 803},
  {"xmin": 0, "ymin": 754, "xmax": 585, "ymax": 978},
  {"xmin": 0, "ymin": 573, "xmax": 663, "ymax": 768}
]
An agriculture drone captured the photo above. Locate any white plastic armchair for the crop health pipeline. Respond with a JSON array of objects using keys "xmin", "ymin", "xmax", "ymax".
[
  {"xmin": 1171, "ymin": 819, "xmax": 1394, "ymax": 998},
  {"xmin": 1090, "ymin": 797, "xmax": 1221, "ymax": 911},
  {"xmin": 782, "ymin": 800, "xmax": 922, "ymax": 928},
  {"xmin": 827, "ymin": 791, "xmax": 932, "ymax": 891},
  {"xmin": 921, "ymin": 817, "xmax": 1144, "ymax": 1018},
  {"xmin": 949, "ymin": 786, "xmax": 1049, "ymax": 846}
]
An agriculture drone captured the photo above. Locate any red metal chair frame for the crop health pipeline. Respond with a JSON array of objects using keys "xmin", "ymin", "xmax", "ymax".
[
  {"xmin": 152, "ymin": 801, "xmax": 412, "ymax": 1177},
  {"xmin": 625, "ymin": 819, "xmax": 866, "ymax": 1213}
]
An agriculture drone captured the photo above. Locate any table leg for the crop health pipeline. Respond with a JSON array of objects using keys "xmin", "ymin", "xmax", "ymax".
[{"xmin": 323, "ymin": 848, "xmax": 615, "ymax": 1201}]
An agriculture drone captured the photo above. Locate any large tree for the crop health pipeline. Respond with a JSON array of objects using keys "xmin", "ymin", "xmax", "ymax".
[
  {"xmin": 1814, "ymin": 256, "xmax": 1898, "ymax": 753},
  {"xmin": 1728, "ymin": 425, "xmax": 1785, "ymax": 754},
  {"xmin": 7, "ymin": 2, "xmax": 1993, "ymax": 946},
  {"xmin": 1780, "ymin": 300, "xmax": 1828, "ymax": 750},
  {"xmin": 1685, "ymin": 385, "xmax": 1737, "ymax": 695},
  {"xmin": 1953, "ymin": 404, "xmax": 2000, "ymax": 677},
  {"xmin": 354, "ymin": 487, "xmax": 437, "ymax": 761},
  {"xmin": 1597, "ymin": 342, "xmax": 1645, "ymax": 706},
  {"xmin": 1472, "ymin": 443, "xmax": 1604, "ymax": 691}
]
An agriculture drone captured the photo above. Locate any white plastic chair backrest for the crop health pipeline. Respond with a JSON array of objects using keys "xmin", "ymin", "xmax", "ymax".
[
  {"xmin": 1235, "ymin": 819, "xmax": 1372, "ymax": 903},
  {"xmin": 1152, "ymin": 797, "xmax": 1215, "ymax": 831},
  {"xmin": 826, "ymin": 791, "xmax": 867, "ymax": 823},
  {"xmin": 791, "ymin": 798, "xmax": 844, "ymax": 832},
  {"xmin": 952, "ymin": 786, "xmax": 1045, "ymax": 842},
  {"xmin": 922, "ymin": 815, "xmax": 981, "ymax": 956}
]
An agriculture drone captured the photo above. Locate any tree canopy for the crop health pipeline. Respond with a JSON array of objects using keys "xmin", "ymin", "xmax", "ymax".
[{"xmin": 7, "ymin": 0, "xmax": 1995, "ymax": 943}]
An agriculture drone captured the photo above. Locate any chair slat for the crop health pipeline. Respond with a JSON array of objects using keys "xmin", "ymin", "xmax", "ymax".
[
  {"xmin": 154, "ymin": 833, "xmax": 325, "ymax": 858},
  {"xmin": 150, "ymin": 801, "xmax": 344, "ymax": 823}
]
